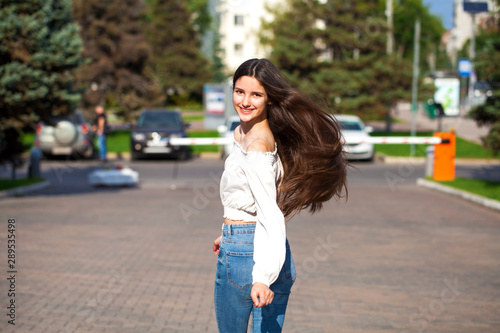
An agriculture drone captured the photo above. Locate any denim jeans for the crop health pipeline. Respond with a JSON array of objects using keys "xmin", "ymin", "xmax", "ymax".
[
  {"xmin": 214, "ymin": 223, "xmax": 296, "ymax": 333},
  {"xmin": 97, "ymin": 134, "xmax": 107, "ymax": 160}
]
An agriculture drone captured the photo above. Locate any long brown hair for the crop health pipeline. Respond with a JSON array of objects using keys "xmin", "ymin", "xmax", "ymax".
[{"xmin": 233, "ymin": 58, "xmax": 348, "ymax": 218}]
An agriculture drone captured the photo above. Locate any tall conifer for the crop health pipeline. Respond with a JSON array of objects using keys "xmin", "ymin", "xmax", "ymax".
[
  {"xmin": 0, "ymin": 0, "xmax": 84, "ymax": 166},
  {"xmin": 72, "ymin": 0, "xmax": 161, "ymax": 116},
  {"xmin": 146, "ymin": 0, "xmax": 213, "ymax": 104}
]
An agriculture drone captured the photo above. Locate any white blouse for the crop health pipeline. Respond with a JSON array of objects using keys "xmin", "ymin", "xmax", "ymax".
[{"xmin": 220, "ymin": 138, "xmax": 286, "ymax": 287}]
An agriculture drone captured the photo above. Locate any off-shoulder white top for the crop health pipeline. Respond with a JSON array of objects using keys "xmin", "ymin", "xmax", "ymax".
[{"xmin": 220, "ymin": 138, "xmax": 286, "ymax": 287}]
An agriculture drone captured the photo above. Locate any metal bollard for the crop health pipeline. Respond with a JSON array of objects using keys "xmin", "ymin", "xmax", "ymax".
[
  {"xmin": 28, "ymin": 147, "xmax": 42, "ymax": 178},
  {"xmin": 425, "ymin": 145, "xmax": 434, "ymax": 178}
]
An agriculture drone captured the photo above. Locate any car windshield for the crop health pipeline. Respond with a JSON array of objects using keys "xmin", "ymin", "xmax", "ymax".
[
  {"xmin": 474, "ymin": 81, "xmax": 491, "ymax": 90},
  {"xmin": 339, "ymin": 120, "xmax": 363, "ymax": 131},
  {"xmin": 229, "ymin": 120, "xmax": 240, "ymax": 131},
  {"xmin": 48, "ymin": 113, "xmax": 85, "ymax": 125},
  {"xmin": 138, "ymin": 112, "xmax": 181, "ymax": 128}
]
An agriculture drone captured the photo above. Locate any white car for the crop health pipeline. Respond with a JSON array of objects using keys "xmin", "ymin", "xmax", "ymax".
[
  {"xmin": 335, "ymin": 114, "xmax": 375, "ymax": 161},
  {"xmin": 217, "ymin": 115, "xmax": 240, "ymax": 159}
]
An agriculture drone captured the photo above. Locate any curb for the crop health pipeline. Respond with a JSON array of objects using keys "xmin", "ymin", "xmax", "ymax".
[
  {"xmin": 0, "ymin": 180, "xmax": 50, "ymax": 199},
  {"xmin": 416, "ymin": 178, "xmax": 500, "ymax": 212},
  {"xmin": 198, "ymin": 152, "xmax": 221, "ymax": 159}
]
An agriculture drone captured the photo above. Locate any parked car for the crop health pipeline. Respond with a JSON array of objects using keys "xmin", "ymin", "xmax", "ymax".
[
  {"xmin": 335, "ymin": 114, "xmax": 375, "ymax": 161},
  {"xmin": 474, "ymin": 80, "xmax": 493, "ymax": 98},
  {"xmin": 130, "ymin": 109, "xmax": 190, "ymax": 160},
  {"xmin": 217, "ymin": 115, "xmax": 240, "ymax": 159},
  {"xmin": 35, "ymin": 111, "xmax": 95, "ymax": 159}
]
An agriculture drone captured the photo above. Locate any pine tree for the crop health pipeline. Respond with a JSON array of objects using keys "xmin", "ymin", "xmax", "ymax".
[
  {"xmin": 262, "ymin": 0, "xmax": 426, "ymax": 119},
  {"xmin": 71, "ymin": 0, "xmax": 161, "ymax": 117},
  {"xmin": 146, "ymin": 0, "xmax": 213, "ymax": 105},
  {"xmin": 0, "ymin": 0, "xmax": 84, "ymax": 167}
]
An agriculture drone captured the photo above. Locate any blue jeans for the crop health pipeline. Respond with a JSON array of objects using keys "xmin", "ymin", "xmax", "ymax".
[
  {"xmin": 214, "ymin": 223, "xmax": 295, "ymax": 333},
  {"xmin": 97, "ymin": 134, "xmax": 107, "ymax": 160}
]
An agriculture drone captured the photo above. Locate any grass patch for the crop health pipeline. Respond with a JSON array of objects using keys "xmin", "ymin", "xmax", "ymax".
[
  {"xmin": 188, "ymin": 130, "xmax": 220, "ymax": 154},
  {"xmin": 22, "ymin": 132, "xmax": 35, "ymax": 148},
  {"xmin": 106, "ymin": 130, "xmax": 131, "ymax": 153},
  {"xmin": 372, "ymin": 131, "xmax": 500, "ymax": 159},
  {"xmin": 432, "ymin": 177, "xmax": 500, "ymax": 201},
  {"xmin": 0, "ymin": 177, "xmax": 45, "ymax": 191},
  {"xmin": 455, "ymin": 137, "xmax": 499, "ymax": 159},
  {"xmin": 178, "ymin": 104, "xmax": 204, "ymax": 112},
  {"xmin": 183, "ymin": 115, "xmax": 204, "ymax": 122}
]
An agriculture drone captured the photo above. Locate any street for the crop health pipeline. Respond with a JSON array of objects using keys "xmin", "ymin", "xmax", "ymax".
[{"xmin": 1, "ymin": 157, "xmax": 499, "ymax": 332}]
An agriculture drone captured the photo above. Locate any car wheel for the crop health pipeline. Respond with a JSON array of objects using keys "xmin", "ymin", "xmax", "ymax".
[
  {"xmin": 176, "ymin": 150, "xmax": 190, "ymax": 161},
  {"xmin": 131, "ymin": 152, "xmax": 140, "ymax": 161},
  {"xmin": 81, "ymin": 144, "xmax": 96, "ymax": 160}
]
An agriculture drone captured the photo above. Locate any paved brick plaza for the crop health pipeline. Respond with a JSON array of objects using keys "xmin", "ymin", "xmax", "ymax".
[{"xmin": 1, "ymin": 161, "xmax": 499, "ymax": 333}]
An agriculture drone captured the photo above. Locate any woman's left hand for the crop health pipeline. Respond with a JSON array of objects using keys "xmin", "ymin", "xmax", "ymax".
[
  {"xmin": 251, "ymin": 282, "xmax": 274, "ymax": 308},
  {"xmin": 213, "ymin": 235, "xmax": 222, "ymax": 255}
]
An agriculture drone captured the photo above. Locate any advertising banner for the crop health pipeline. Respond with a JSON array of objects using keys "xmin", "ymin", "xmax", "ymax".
[{"xmin": 434, "ymin": 78, "xmax": 460, "ymax": 116}]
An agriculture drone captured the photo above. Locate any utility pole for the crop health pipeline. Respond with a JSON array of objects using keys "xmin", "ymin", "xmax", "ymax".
[
  {"xmin": 410, "ymin": 19, "xmax": 421, "ymax": 157},
  {"xmin": 468, "ymin": 13, "xmax": 477, "ymax": 105},
  {"xmin": 385, "ymin": 0, "xmax": 394, "ymax": 134},
  {"xmin": 386, "ymin": 0, "xmax": 394, "ymax": 55}
]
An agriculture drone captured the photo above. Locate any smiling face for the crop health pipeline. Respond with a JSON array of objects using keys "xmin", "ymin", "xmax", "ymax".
[{"xmin": 233, "ymin": 76, "xmax": 269, "ymax": 125}]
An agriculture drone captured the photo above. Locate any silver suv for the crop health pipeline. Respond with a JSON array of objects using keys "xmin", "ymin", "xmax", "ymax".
[{"xmin": 35, "ymin": 112, "xmax": 95, "ymax": 159}]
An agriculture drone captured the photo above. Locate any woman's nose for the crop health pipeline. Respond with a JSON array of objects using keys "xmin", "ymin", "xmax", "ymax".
[{"xmin": 242, "ymin": 95, "xmax": 251, "ymax": 106}]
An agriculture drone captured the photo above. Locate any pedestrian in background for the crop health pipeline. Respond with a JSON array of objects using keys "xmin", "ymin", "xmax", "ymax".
[
  {"xmin": 213, "ymin": 58, "xmax": 348, "ymax": 332},
  {"xmin": 93, "ymin": 105, "xmax": 108, "ymax": 162}
]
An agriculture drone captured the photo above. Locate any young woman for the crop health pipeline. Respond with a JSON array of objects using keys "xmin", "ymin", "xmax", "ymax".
[{"xmin": 213, "ymin": 58, "xmax": 348, "ymax": 332}]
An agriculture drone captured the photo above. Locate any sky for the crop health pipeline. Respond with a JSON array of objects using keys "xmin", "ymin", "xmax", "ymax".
[{"xmin": 423, "ymin": 0, "xmax": 454, "ymax": 29}]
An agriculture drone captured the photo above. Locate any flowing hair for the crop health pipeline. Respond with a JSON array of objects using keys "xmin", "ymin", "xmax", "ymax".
[{"xmin": 233, "ymin": 58, "xmax": 348, "ymax": 219}]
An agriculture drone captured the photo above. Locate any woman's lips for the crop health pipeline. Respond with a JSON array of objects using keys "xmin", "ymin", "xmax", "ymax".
[{"xmin": 239, "ymin": 107, "xmax": 253, "ymax": 114}]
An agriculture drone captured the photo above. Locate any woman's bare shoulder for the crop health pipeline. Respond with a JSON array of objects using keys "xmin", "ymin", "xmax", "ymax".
[{"xmin": 245, "ymin": 136, "xmax": 275, "ymax": 153}]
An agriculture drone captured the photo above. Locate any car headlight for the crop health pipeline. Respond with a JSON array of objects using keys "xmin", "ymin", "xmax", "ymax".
[{"xmin": 132, "ymin": 132, "xmax": 145, "ymax": 141}]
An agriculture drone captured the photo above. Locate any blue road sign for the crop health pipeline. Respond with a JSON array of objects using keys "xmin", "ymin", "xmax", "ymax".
[
  {"xmin": 458, "ymin": 58, "xmax": 472, "ymax": 77},
  {"xmin": 463, "ymin": 2, "xmax": 489, "ymax": 13}
]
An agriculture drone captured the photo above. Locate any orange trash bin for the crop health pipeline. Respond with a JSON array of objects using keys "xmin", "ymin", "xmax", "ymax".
[{"xmin": 433, "ymin": 132, "xmax": 456, "ymax": 181}]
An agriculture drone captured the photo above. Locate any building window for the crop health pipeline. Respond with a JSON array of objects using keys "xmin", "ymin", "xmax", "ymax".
[
  {"xmin": 234, "ymin": 15, "xmax": 244, "ymax": 26},
  {"xmin": 234, "ymin": 43, "xmax": 243, "ymax": 56}
]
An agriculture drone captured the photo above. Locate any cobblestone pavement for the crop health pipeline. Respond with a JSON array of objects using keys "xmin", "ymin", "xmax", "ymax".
[{"xmin": 1, "ymin": 160, "xmax": 499, "ymax": 333}]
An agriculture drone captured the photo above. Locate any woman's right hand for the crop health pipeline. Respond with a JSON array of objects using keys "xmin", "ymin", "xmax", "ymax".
[{"xmin": 213, "ymin": 235, "xmax": 222, "ymax": 255}]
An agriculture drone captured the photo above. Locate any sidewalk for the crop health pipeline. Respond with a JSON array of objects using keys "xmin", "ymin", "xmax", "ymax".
[{"xmin": 2, "ymin": 162, "xmax": 499, "ymax": 332}]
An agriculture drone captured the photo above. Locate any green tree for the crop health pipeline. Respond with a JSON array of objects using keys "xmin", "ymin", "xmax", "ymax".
[
  {"xmin": 262, "ymin": 0, "xmax": 432, "ymax": 120},
  {"xmin": 386, "ymin": 0, "xmax": 446, "ymax": 71},
  {"xmin": 146, "ymin": 0, "xmax": 213, "ymax": 105},
  {"xmin": 468, "ymin": 0, "xmax": 500, "ymax": 154},
  {"xmin": 199, "ymin": 0, "xmax": 226, "ymax": 82},
  {"xmin": 71, "ymin": 0, "xmax": 161, "ymax": 117},
  {"xmin": 0, "ymin": 0, "xmax": 84, "ymax": 169},
  {"xmin": 186, "ymin": 0, "xmax": 212, "ymax": 36}
]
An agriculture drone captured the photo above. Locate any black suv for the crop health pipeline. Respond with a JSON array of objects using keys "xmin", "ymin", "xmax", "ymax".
[{"xmin": 130, "ymin": 109, "xmax": 190, "ymax": 160}]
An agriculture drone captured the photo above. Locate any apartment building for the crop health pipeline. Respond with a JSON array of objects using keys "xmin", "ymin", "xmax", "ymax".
[
  {"xmin": 447, "ymin": 0, "xmax": 498, "ymax": 65},
  {"xmin": 205, "ymin": 0, "xmax": 283, "ymax": 74}
]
